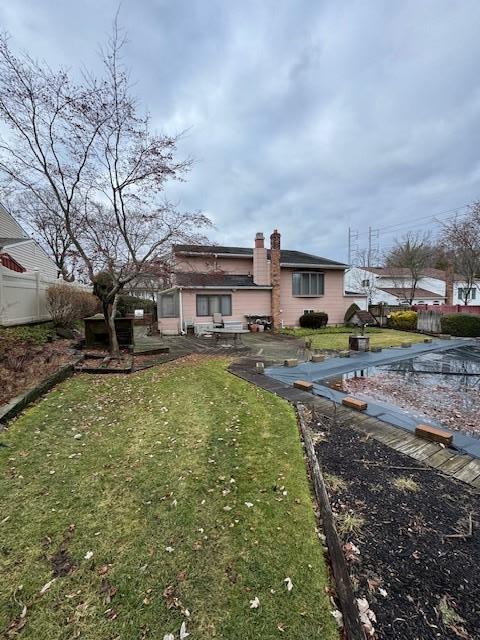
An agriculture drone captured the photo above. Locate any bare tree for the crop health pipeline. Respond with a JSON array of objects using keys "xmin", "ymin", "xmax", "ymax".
[
  {"xmin": 11, "ymin": 190, "xmax": 79, "ymax": 281},
  {"xmin": 384, "ymin": 232, "xmax": 433, "ymax": 304},
  {"xmin": 349, "ymin": 248, "xmax": 379, "ymax": 305},
  {"xmin": 441, "ymin": 204, "xmax": 480, "ymax": 305},
  {"xmin": 0, "ymin": 25, "xmax": 211, "ymax": 354}
]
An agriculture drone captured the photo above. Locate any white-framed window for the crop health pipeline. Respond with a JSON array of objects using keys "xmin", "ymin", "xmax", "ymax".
[
  {"xmin": 196, "ymin": 294, "xmax": 232, "ymax": 317},
  {"xmin": 361, "ymin": 279, "xmax": 370, "ymax": 287},
  {"xmin": 292, "ymin": 272, "xmax": 324, "ymax": 296},
  {"xmin": 158, "ymin": 292, "xmax": 179, "ymax": 318},
  {"xmin": 459, "ymin": 287, "xmax": 476, "ymax": 301}
]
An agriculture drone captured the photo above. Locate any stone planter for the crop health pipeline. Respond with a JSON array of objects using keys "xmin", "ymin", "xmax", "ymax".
[{"xmin": 348, "ymin": 335, "xmax": 370, "ymax": 352}]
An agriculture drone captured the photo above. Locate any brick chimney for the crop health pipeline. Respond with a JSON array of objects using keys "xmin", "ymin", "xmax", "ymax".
[
  {"xmin": 270, "ymin": 229, "xmax": 281, "ymax": 331},
  {"xmin": 253, "ymin": 232, "xmax": 270, "ymax": 286},
  {"xmin": 445, "ymin": 263, "xmax": 454, "ymax": 305}
]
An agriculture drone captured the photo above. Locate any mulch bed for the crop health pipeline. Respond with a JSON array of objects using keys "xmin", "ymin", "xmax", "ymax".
[
  {"xmin": 0, "ymin": 338, "xmax": 74, "ymax": 406},
  {"xmin": 308, "ymin": 410, "xmax": 479, "ymax": 639}
]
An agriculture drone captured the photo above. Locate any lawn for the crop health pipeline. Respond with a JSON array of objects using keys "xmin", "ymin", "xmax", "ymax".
[
  {"xmin": 281, "ymin": 327, "xmax": 425, "ymax": 350},
  {"xmin": 0, "ymin": 357, "xmax": 337, "ymax": 640}
]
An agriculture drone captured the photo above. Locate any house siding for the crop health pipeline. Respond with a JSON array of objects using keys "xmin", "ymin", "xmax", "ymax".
[
  {"xmin": 6, "ymin": 240, "xmax": 58, "ymax": 280},
  {"xmin": 0, "ymin": 204, "xmax": 28, "ymax": 239},
  {"xmin": 182, "ymin": 288, "xmax": 271, "ymax": 323},
  {"xmin": 279, "ymin": 268, "xmax": 348, "ymax": 326}
]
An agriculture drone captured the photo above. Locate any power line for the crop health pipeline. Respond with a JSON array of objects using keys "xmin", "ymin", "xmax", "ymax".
[{"xmin": 355, "ymin": 202, "xmax": 472, "ymax": 238}]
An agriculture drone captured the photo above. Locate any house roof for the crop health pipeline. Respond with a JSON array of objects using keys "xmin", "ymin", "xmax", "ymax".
[
  {"xmin": 175, "ymin": 272, "xmax": 271, "ymax": 288},
  {"xmin": 353, "ymin": 310, "xmax": 376, "ymax": 324},
  {"xmin": 0, "ymin": 237, "xmax": 29, "ymax": 249},
  {"xmin": 174, "ymin": 244, "xmax": 347, "ymax": 268},
  {"xmin": 364, "ymin": 266, "xmax": 464, "ymax": 281},
  {"xmin": 377, "ymin": 286, "xmax": 445, "ymax": 300}
]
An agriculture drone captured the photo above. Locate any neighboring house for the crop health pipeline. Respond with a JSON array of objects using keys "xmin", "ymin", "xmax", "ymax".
[
  {"xmin": 0, "ymin": 203, "xmax": 58, "ymax": 280},
  {"xmin": 157, "ymin": 230, "xmax": 353, "ymax": 334},
  {"xmin": 345, "ymin": 266, "xmax": 480, "ymax": 306}
]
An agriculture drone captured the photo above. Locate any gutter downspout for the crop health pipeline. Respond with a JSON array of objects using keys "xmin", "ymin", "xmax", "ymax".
[{"xmin": 179, "ymin": 287, "xmax": 184, "ymax": 334}]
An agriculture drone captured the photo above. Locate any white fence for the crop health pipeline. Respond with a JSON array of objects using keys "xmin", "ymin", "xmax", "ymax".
[{"xmin": 0, "ymin": 266, "xmax": 90, "ymax": 327}]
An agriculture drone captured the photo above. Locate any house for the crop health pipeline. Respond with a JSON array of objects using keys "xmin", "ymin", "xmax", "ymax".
[
  {"xmin": 157, "ymin": 230, "xmax": 354, "ymax": 334},
  {"xmin": 345, "ymin": 266, "xmax": 480, "ymax": 306},
  {"xmin": 0, "ymin": 202, "xmax": 58, "ymax": 280}
]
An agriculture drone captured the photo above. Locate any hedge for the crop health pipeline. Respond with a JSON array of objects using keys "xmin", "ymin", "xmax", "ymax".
[
  {"xmin": 116, "ymin": 295, "xmax": 155, "ymax": 316},
  {"xmin": 299, "ymin": 312, "xmax": 328, "ymax": 329},
  {"xmin": 440, "ymin": 313, "xmax": 480, "ymax": 337},
  {"xmin": 388, "ymin": 310, "xmax": 417, "ymax": 331}
]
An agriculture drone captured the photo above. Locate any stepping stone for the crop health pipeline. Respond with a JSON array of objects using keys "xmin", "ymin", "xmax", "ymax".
[
  {"xmin": 342, "ymin": 396, "xmax": 368, "ymax": 411},
  {"xmin": 401, "ymin": 341, "xmax": 412, "ymax": 348},
  {"xmin": 424, "ymin": 338, "xmax": 433, "ymax": 343},
  {"xmin": 255, "ymin": 362, "xmax": 265, "ymax": 374},
  {"xmin": 438, "ymin": 334, "xmax": 451, "ymax": 340},
  {"xmin": 415, "ymin": 424, "xmax": 453, "ymax": 446},
  {"xmin": 339, "ymin": 350, "xmax": 350, "ymax": 358},
  {"xmin": 311, "ymin": 354, "xmax": 325, "ymax": 363},
  {"xmin": 370, "ymin": 346, "xmax": 382, "ymax": 353},
  {"xmin": 284, "ymin": 359, "xmax": 298, "ymax": 367},
  {"xmin": 293, "ymin": 380, "xmax": 314, "ymax": 392}
]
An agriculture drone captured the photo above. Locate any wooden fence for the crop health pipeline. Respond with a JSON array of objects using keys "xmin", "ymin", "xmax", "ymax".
[
  {"xmin": 416, "ymin": 310, "xmax": 442, "ymax": 333},
  {"xmin": 412, "ymin": 304, "xmax": 480, "ymax": 315}
]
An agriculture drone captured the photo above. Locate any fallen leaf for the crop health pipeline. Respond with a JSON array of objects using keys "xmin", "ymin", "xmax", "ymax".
[
  {"xmin": 331, "ymin": 609, "xmax": 343, "ymax": 628},
  {"xmin": 284, "ymin": 577, "xmax": 293, "ymax": 592},
  {"xmin": 180, "ymin": 621, "xmax": 189, "ymax": 639},
  {"xmin": 39, "ymin": 579, "xmax": 56, "ymax": 595},
  {"xmin": 357, "ymin": 597, "xmax": 376, "ymax": 637},
  {"xmin": 245, "ymin": 502, "xmax": 254, "ymax": 508},
  {"xmin": 84, "ymin": 551, "xmax": 93, "ymax": 560},
  {"xmin": 249, "ymin": 596, "xmax": 260, "ymax": 609}
]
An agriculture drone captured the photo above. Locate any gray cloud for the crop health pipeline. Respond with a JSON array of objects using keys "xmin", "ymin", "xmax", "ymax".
[{"xmin": 1, "ymin": 0, "xmax": 480, "ymax": 261}]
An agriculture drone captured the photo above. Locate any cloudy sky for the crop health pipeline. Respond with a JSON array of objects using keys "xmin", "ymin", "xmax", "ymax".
[{"xmin": 2, "ymin": 0, "xmax": 480, "ymax": 262}]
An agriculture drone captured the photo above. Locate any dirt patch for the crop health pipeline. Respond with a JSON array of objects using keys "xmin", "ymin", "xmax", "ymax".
[
  {"xmin": 308, "ymin": 411, "xmax": 480, "ymax": 639},
  {"xmin": 50, "ymin": 524, "xmax": 76, "ymax": 578},
  {"xmin": 343, "ymin": 371, "xmax": 480, "ymax": 437},
  {"xmin": 0, "ymin": 337, "xmax": 74, "ymax": 406}
]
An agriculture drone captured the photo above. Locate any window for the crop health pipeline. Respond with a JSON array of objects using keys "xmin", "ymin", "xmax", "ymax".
[
  {"xmin": 158, "ymin": 292, "xmax": 179, "ymax": 318},
  {"xmin": 196, "ymin": 294, "xmax": 232, "ymax": 316},
  {"xmin": 459, "ymin": 287, "xmax": 476, "ymax": 301},
  {"xmin": 361, "ymin": 279, "xmax": 370, "ymax": 287},
  {"xmin": 303, "ymin": 309, "xmax": 315, "ymax": 315},
  {"xmin": 292, "ymin": 272, "xmax": 324, "ymax": 296}
]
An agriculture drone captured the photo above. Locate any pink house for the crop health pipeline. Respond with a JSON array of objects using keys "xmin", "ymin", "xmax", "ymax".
[{"xmin": 157, "ymin": 230, "xmax": 355, "ymax": 334}]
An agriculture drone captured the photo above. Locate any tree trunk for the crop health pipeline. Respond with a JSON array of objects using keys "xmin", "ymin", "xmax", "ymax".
[{"xmin": 102, "ymin": 295, "xmax": 120, "ymax": 356}]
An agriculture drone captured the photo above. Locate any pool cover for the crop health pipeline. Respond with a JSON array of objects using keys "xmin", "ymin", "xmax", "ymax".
[{"xmin": 266, "ymin": 338, "xmax": 480, "ymax": 458}]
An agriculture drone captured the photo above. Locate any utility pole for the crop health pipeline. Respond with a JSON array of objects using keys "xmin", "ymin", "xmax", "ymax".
[
  {"xmin": 348, "ymin": 227, "xmax": 359, "ymax": 264},
  {"xmin": 367, "ymin": 227, "xmax": 380, "ymax": 267}
]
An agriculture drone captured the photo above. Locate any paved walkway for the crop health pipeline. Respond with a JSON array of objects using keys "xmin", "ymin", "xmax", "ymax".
[{"xmin": 229, "ymin": 358, "xmax": 480, "ymax": 490}]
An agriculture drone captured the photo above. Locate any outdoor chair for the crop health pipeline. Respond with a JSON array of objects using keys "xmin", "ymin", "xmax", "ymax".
[{"xmin": 213, "ymin": 313, "xmax": 224, "ymax": 328}]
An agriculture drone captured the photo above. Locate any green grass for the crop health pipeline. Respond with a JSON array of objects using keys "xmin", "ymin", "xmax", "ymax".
[
  {"xmin": 0, "ymin": 322, "xmax": 55, "ymax": 345},
  {"xmin": 0, "ymin": 358, "xmax": 337, "ymax": 640},
  {"xmin": 281, "ymin": 327, "xmax": 425, "ymax": 350}
]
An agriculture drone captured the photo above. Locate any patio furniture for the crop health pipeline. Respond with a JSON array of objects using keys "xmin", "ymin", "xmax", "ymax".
[
  {"xmin": 213, "ymin": 313, "xmax": 224, "ymax": 327},
  {"xmin": 212, "ymin": 328, "xmax": 250, "ymax": 346},
  {"xmin": 194, "ymin": 322, "xmax": 215, "ymax": 335}
]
